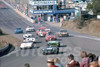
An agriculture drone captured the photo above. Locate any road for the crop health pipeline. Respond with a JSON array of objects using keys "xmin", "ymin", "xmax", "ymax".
[{"xmin": 0, "ymin": 1, "xmax": 100, "ymax": 67}]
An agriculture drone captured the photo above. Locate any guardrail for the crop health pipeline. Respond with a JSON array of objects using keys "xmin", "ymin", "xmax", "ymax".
[{"xmin": 0, "ymin": 43, "xmax": 10, "ymax": 56}]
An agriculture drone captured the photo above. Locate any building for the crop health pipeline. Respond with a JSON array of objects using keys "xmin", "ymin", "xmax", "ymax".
[{"xmin": 29, "ymin": 0, "xmax": 75, "ymax": 22}]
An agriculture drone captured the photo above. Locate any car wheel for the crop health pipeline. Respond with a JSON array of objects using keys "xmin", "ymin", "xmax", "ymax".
[
  {"xmin": 45, "ymin": 40, "xmax": 48, "ymax": 42},
  {"xmin": 43, "ymin": 52, "xmax": 46, "ymax": 55},
  {"xmin": 20, "ymin": 48, "xmax": 22, "ymax": 50}
]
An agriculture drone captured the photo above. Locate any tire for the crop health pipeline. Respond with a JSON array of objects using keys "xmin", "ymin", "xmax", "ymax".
[
  {"xmin": 45, "ymin": 40, "xmax": 48, "ymax": 42},
  {"xmin": 20, "ymin": 48, "xmax": 22, "ymax": 50},
  {"xmin": 43, "ymin": 52, "xmax": 45, "ymax": 55}
]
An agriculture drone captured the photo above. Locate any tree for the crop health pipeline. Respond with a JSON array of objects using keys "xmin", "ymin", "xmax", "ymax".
[{"xmin": 87, "ymin": 0, "xmax": 100, "ymax": 15}]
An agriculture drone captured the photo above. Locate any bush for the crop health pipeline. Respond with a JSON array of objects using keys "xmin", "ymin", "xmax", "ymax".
[{"xmin": 77, "ymin": 20, "xmax": 87, "ymax": 29}]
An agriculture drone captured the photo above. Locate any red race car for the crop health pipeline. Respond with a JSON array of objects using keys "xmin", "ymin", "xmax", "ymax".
[
  {"xmin": 45, "ymin": 35, "xmax": 57, "ymax": 42},
  {"xmin": 36, "ymin": 30, "xmax": 48, "ymax": 37}
]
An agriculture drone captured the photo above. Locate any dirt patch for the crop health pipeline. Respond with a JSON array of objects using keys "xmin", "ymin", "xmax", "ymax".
[
  {"xmin": 0, "ymin": 40, "xmax": 8, "ymax": 49},
  {"xmin": 0, "ymin": 35, "xmax": 22, "ymax": 48}
]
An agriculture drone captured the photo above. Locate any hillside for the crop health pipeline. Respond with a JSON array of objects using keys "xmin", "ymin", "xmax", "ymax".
[{"xmin": 61, "ymin": 19, "xmax": 100, "ymax": 37}]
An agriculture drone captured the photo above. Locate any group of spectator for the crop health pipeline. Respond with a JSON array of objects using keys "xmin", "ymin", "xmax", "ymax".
[
  {"xmin": 46, "ymin": 51, "xmax": 100, "ymax": 67},
  {"xmin": 23, "ymin": 51, "xmax": 100, "ymax": 67}
]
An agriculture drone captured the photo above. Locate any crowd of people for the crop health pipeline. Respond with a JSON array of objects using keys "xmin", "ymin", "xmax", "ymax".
[{"xmin": 23, "ymin": 51, "xmax": 100, "ymax": 67}]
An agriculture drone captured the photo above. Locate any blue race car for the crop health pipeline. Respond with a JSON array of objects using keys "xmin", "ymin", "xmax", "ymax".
[
  {"xmin": 15, "ymin": 28, "xmax": 23, "ymax": 34},
  {"xmin": 42, "ymin": 46, "xmax": 59, "ymax": 55}
]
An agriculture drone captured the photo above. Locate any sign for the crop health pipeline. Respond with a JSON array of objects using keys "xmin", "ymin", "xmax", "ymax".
[
  {"xmin": 29, "ymin": 1, "xmax": 56, "ymax": 5},
  {"xmin": 33, "ymin": 10, "xmax": 53, "ymax": 14}
]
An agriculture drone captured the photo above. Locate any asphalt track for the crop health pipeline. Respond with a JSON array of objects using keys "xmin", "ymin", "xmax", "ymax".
[{"xmin": 0, "ymin": 1, "xmax": 100, "ymax": 67}]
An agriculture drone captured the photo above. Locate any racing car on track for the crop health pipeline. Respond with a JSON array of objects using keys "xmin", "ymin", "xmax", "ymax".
[
  {"xmin": 47, "ymin": 41, "xmax": 60, "ymax": 47},
  {"xmin": 20, "ymin": 42, "xmax": 33, "ymax": 49},
  {"xmin": 58, "ymin": 29, "xmax": 69, "ymax": 37},
  {"xmin": 38, "ymin": 31, "xmax": 48, "ymax": 37},
  {"xmin": 39, "ymin": 26, "xmax": 51, "ymax": 33},
  {"xmin": 36, "ymin": 30, "xmax": 48, "ymax": 37},
  {"xmin": 45, "ymin": 35, "xmax": 57, "ymax": 42},
  {"xmin": 14, "ymin": 28, "xmax": 23, "ymax": 34},
  {"xmin": 26, "ymin": 26, "xmax": 35, "ymax": 32},
  {"xmin": 23, "ymin": 33, "xmax": 33, "ymax": 39},
  {"xmin": 42, "ymin": 46, "xmax": 59, "ymax": 55},
  {"xmin": 23, "ymin": 37, "xmax": 36, "ymax": 43}
]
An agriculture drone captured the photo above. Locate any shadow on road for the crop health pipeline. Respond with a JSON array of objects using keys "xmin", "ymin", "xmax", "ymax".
[
  {"xmin": 56, "ymin": 38, "xmax": 62, "ymax": 41},
  {"xmin": 60, "ymin": 45, "xmax": 67, "ymax": 47}
]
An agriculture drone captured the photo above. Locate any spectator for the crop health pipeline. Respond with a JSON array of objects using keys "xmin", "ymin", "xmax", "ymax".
[
  {"xmin": 47, "ymin": 58, "xmax": 58, "ymax": 67},
  {"xmin": 80, "ymin": 51, "xmax": 89, "ymax": 67},
  {"xmin": 38, "ymin": 16, "xmax": 41, "ymax": 24},
  {"xmin": 98, "ymin": 56, "xmax": 100, "ymax": 66},
  {"xmin": 66, "ymin": 54, "xmax": 80, "ymax": 67},
  {"xmin": 89, "ymin": 62, "xmax": 99, "ymax": 67},
  {"xmin": 54, "ymin": 58, "xmax": 63, "ymax": 67},
  {"xmin": 88, "ymin": 53, "xmax": 96, "ymax": 63},
  {"xmin": 24, "ymin": 63, "xmax": 30, "ymax": 67}
]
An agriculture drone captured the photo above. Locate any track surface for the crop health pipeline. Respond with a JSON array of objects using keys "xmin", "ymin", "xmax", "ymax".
[{"xmin": 0, "ymin": 1, "xmax": 100, "ymax": 67}]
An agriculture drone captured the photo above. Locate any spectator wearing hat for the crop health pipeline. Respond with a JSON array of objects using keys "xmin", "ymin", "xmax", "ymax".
[
  {"xmin": 80, "ymin": 51, "xmax": 89, "ymax": 67},
  {"xmin": 54, "ymin": 58, "xmax": 63, "ymax": 67},
  {"xmin": 66, "ymin": 54, "xmax": 80, "ymax": 67},
  {"xmin": 47, "ymin": 58, "xmax": 58, "ymax": 67}
]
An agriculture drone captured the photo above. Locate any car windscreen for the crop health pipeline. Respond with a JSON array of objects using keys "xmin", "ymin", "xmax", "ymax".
[
  {"xmin": 48, "ymin": 43, "xmax": 57, "ymax": 45},
  {"xmin": 60, "ymin": 30, "xmax": 67, "ymax": 32}
]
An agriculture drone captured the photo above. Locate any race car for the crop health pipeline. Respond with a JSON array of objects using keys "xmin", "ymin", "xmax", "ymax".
[
  {"xmin": 14, "ymin": 28, "xmax": 23, "ymax": 34},
  {"xmin": 45, "ymin": 35, "xmax": 57, "ymax": 42},
  {"xmin": 45, "ymin": 28, "xmax": 51, "ymax": 33},
  {"xmin": 23, "ymin": 37, "xmax": 36, "ymax": 43},
  {"xmin": 23, "ymin": 33, "xmax": 33, "ymax": 39},
  {"xmin": 36, "ymin": 29, "xmax": 44, "ymax": 35},
  {"xmin": 42, "ymin": 47, "xmax": 59, "ymax": 55},
  {"xmin": 26, "ymin": 26, "xmax": 35, "ymax": 32},
  {"xmin": 39, "ymin": 26, "xmax": 51, "ymax": 32},
  {"xmin": 20, "ymin": 42, "xmax": 33, "ymax": 49},
  {"xmin": 38, "ymin": 30, "xmax": 48, "ymax": 37},
  {"xmin": 47, "ymin": 41, "xmax": 60, "ymax": 47},
  {"xmin": 58, "ymin": 29, "xmax": 69, "ymax": 37}
]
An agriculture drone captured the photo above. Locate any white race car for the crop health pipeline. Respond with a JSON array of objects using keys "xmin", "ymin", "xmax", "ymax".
[
  {"xmin": 23, "ymin": 33, "xmax": 33, "ymax": 39},
  {"xmin": 26, "ymin": 26, "xmax": 35, "ymax": 32},
  {"xmin": 45, "ymin": 28, "xmax": 51, "ymax": 33},
  {"xmin": 23, "ymin": 37, "xmax": 36, "ymax": 42},
  {"xmin": 20, "ymin": 42, "xmax": 33, "ymax": 49}
]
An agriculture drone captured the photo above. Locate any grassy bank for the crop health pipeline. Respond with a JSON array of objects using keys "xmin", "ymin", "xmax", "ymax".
[{"xmin": 0, "ymin": 29, "xmax": 22, "ymax": 49}]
